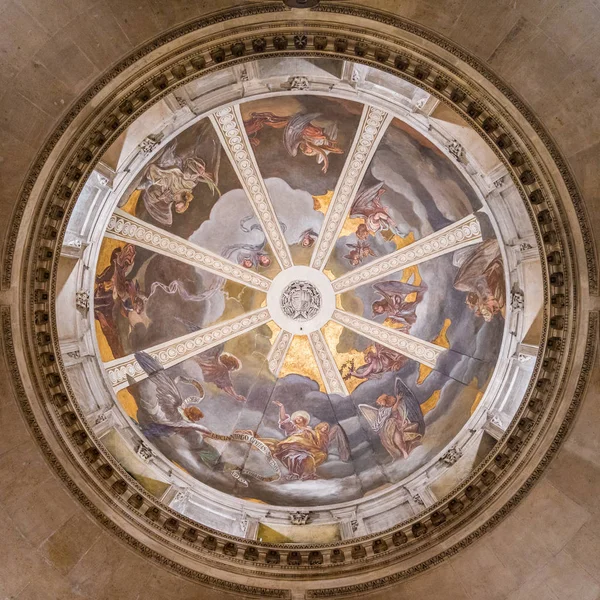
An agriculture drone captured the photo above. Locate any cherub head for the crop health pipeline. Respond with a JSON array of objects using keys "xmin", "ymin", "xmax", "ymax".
[
  {"xmin": 174, "ymin": 190, "xmax": 193, "ymax": 214},
  {"xmin": 241, "ymin": 257, "xmax": 254, "ymax": 269},
  {"xmin": 356, "ymin": 224, "xmax": 369, "ymax": 240},
  {"xmin": 132, "ymin": 294, "xmax": 147, "ymax": 314},
  {"xmin": 372, "ymin": 300, "xmax": 386, "ymax": 316},
  {"xmin": 345, "ymin": 249, "xmax": 361, "ymax": 266},
  {"xmin": 301, "ymin": 232, "xmax": 316, "ymax": 247},
  {"xmin": 258, "ymin": 254, "xmax": 271, "ymax": 267}
]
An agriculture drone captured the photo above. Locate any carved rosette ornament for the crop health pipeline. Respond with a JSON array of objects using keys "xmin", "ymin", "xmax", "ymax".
[{"xmin": 4, "ymin": 5, "xmax": 595, "ymax": 598}]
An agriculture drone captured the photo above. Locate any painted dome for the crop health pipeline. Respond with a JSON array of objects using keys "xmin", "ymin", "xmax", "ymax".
[{"xmin": 92, "ymin": 91, "xmax": 507, "ymax": 508}]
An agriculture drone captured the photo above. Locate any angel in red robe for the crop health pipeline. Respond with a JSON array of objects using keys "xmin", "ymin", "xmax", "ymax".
[
  {"xmin": 243, "ymin": 111, "xmax": 343, "ymax": 173},
  {"xmin": 371, "ymin": 281, "xmax": 427, "ymax": 329},
  {"xmin": 192, "ymin": 345, "xmax": 246, "ymax": 403}
]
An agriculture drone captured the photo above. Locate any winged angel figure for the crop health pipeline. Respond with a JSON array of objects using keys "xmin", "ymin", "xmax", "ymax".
[
  {"xmin": 283, "ymin": 113, "xmax": 343, "ymax": 173},
  {"xmin": 350, "ymin": 182, "xmax": 399, "ymax": 239},
  {"xmin": 130, "ymin": 351, "xmax": 223, "ymax": 468},
  {"xmin": 371, "ymin": 280, "xmax": 428, "ymax": 329},
  {"xmin": 358, "ymin": 378, "xmax": 425, "ymax": 460},
  {"xmin": 139, "ymin": 133, "xmax": 220, "ymax": 226},
  {"xmin": 244, "ymin": 111, "xmax": 343, "ymax": 173}
]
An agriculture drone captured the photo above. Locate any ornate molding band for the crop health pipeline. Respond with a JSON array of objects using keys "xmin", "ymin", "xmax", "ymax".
[
  {"xmin": 105, "ymin": 308, "xmax": 271, "ymax": 391},
  {"xmin": 106, "ymin": 209, "xmax": 272, "ymax": 293},
  {"xmin": 310, "ymin": 105, "xmax": 392, "ymax": 270},
  {"xmin": 332, "ymin": 310, "xmax": 444, "ymax": 369},
  {"xmin": 210, "ymin": 106, "xmax": 293, "ymax": 270},
  {"xmin": 308, "ymin": 329, "xmax": 349, "ymax": 396},
  {"xmin": 332, "ymin": 214, "xmax": 482, "ymax": 293},
  {"xmin": 267, "ymin": 329, "xmax": 293, "ymax": 376}
]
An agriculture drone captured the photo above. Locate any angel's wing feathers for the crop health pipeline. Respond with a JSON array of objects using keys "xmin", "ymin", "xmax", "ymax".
[
  {"xmin": 154, "ymin": 141, "xmax": 180, "ymax": 169},
  {"xmin": 358, "ymin": 404, "xmax": 380, "ymax": 431},
  {"xmin": 284, "ymin": 113, "xmax": 321, "ymax": 156},
  {"xmin": 174, "ymin": 317, "xmax": 203, "ymax": 333},
  {"xmin": 134, "ymin": 351, "xmax": 183, "ymax": 410},
  {"xmin": 395, "ymin": 378, "xmax": 425, "ymax": 435},
  {"xmin": 328, "ymin": 425, "xmax": 351, "ymax": 461},
  {"xmin": 350, "ymin": 182, "xmax": 385, "ymax": 216},
  {"xmin": 173, "ymin": 421, "xmax": 213, "ymax": 435},
  {"xmin": 374, "ymin": 280, "xmax": 426, "ymax": 297},
  {"xmin": 323, "ymin": 121, "xmax": 338, "ymax": 141}
]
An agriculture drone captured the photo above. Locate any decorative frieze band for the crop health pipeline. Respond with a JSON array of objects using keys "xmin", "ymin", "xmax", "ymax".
[
  {"xmin": 332, "ymin": 214, "xmax": 482, "ymax": 293},
  {"xmin": 106, "ymin": 209, "xmax": 272, "ymax": 293},
  {"xmin": 331, "ymin": 309, "xmax": 444, "ymax": 369},
  {"xmin": 310, "ymin": 105, "xmax": 392, "ymax": 270},
  {"xmin": 267, "ymin": 329, "xmax": 293, "ymax": 376},
  {"xmin": 105, "ymin": 308, "xmax": 271, "ymax": 391},
  {"xmin": 210, "ymin": 106, "xmax": 293, "ymax": 270},
  {"xmin": 308, "ymin": 330, "xmax": 349, "ymax": 396}
]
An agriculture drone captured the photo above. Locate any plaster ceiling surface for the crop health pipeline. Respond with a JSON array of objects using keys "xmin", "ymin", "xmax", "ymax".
[{"xmin": 86, "ymin": 88, "xmax": 510, "ymax": 509}]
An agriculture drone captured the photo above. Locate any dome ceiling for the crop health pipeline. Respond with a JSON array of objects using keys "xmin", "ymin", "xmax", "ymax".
[
  {"xmin": 93, "ymin": 92, "xmax": 507, "ymax": 507},
  {"xmin": 11, "ymin": 5, "xmax": 592, "ymax": 591}
]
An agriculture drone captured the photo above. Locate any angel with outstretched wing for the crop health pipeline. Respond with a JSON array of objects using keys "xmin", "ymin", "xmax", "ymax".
[
  {"xmin": 453, "ymin": 239, "xmax": 505, "ymax": 321},
  {"xmin": 131, "ymin": 351, "xmax": 223, "ymax": 468},
  {"xmin": 358, "ymin": 378, "xmax": 425, "ymax": 460},
  {"xmin": 350, "ymin": 182, "xmax": 398, "ymax": 238},
  {"xmin": 283, "ymin": 113, "xmax": 344, "ymax": 173},
  {"xmin": 193, "ymin": 345, "xmax": 246, "ymax": 402},
  {"xmin": 372, "ymin": 280, "xmax": 428, "ymax": 329},
  {"xmin": 139, "ymin": 130, "xmax": 220, "ymax": 226}
]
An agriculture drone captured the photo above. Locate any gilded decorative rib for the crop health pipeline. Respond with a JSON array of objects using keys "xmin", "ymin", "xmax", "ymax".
[
  {"xmin": 105, "ymin": 308, "xmax": 271, "ymax": 391},
  {"xmin": 210, "ymin": 105, "xmax": 293, "ymax": 270},
  {"xmin": 310, "ymin": 105, "xmax": 392, "ymax": 270},
  {"xmin": 332, "ymin": 214, "xmax": 482, "ymax": 293},
  {"xmin": 106, "ymin": 209, "xmax": 272, "ymax": 292}
]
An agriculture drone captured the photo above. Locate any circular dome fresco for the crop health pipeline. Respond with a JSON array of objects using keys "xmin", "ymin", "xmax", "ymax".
[
  {"xmin": 10, "ymin": 7, "xmax": 592, "ymax": 594},
  {"xmin": 91, "ymin": 92, "xmax": 509, "ymax": 509}
]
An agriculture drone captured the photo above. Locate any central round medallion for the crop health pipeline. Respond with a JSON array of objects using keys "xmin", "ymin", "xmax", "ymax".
[
  {"xmin": 267, "ymin": 265, "xmax": 335, "ymax": 334},
  {"xmin": 280, "ymin": 280, "xmax": 321, "ymax": 321}
]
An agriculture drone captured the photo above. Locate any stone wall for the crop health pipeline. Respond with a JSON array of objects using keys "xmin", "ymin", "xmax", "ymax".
[{"xmin": 0, "ymin": 1, "xmax": 599, "ymax": 598}]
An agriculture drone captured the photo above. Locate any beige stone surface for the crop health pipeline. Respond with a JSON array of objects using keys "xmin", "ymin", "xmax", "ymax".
[{"xmin": 0, "ymin": 1, "xmax": 599, "ymax": 599}]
